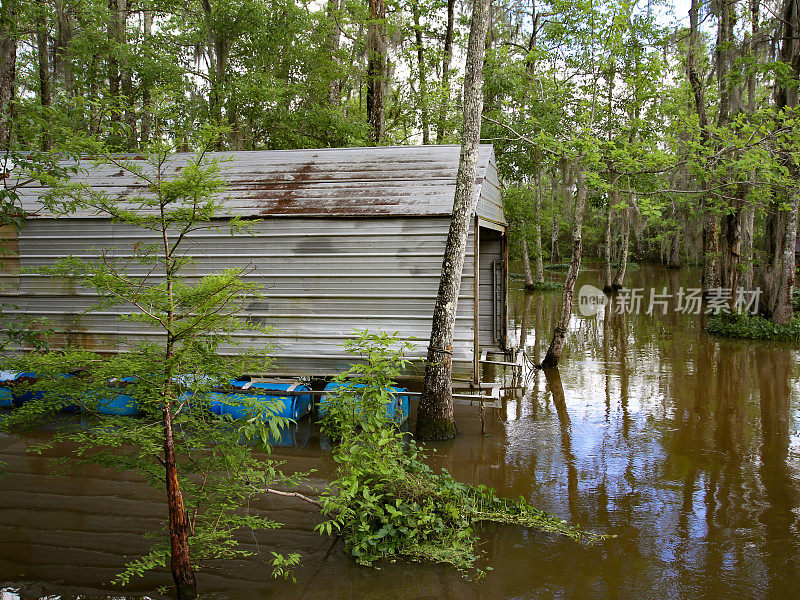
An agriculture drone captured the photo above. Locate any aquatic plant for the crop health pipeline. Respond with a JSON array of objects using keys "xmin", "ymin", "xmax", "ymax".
[
  {"xmin": 509, "ymin": 273, "xmax": 564, "ymax": 290},
  {"xmin": 525, "ymin": 281, "xmax": 564, "ymax": 291},
  {"xmin": 316, "ymin": 331, "xmax": 600, "ymax": 574}
]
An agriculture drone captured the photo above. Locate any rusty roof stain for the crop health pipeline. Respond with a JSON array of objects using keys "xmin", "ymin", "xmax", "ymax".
[{"xmin": 14, "ymin": 145, "xmax": 496, "ymax": 219}]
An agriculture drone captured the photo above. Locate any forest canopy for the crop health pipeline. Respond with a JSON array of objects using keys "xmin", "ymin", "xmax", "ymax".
[{"xmin": 1, "ymin": 0, "xmax": 798, "ymax": 322}]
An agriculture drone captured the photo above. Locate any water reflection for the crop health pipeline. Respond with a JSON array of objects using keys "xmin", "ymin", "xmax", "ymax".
[
  {"xmin": 1, "ymin": 264, "xmax": 799, "ymax": 600},
  {"xmin": 497, "ymin": 264, "xmax": 800, "ymax": 599}
]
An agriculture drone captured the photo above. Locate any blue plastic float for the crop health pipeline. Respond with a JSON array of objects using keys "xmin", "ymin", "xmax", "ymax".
[
  {"xmin": 97, "ymin": 377, "xmax": 140, "ymax": 416},
  {"xmin": 0, "ymin": 371, "xmax": 17, "ymax": 407},
  {"xmin": 319, "ymin": 382, "xmax": 410, "ymax": 424},
  {"xmin": 209, "ymin": 380, "xmax": 312, "ymax": 421},
  {"xmin": 11, "ymin": 372, "xmax": 44, "ymax": 404},
  {"xmin": 265, "ymin": 418, "xmax": 313, "ymax": 448},
  {"xmin": 0, "ymin": 371, "xmax": 75, "ymax": 409}
]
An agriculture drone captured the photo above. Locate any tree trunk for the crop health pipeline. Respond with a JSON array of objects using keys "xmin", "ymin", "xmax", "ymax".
[
  {"xmin": 533, "ymin": 172, "xmax": 544, "ymax": 283},
  {"xmin": 668, "ymin": 229, "xmax": 681, "ymax": 269},
  {"xmin": 123, "ymin": 69, "xmax": 136, "ymax": 147},
  {"xmin": 53, "ymin": 0, "xmax": 75, "ymax": 97},
  {"xmin": 435, "ymin": 0, "xmax": 455, "ymax": 143},
  {"xmin": 412, "ymin": 0, "xmax": 430, "ymax": 144},
  {"xmin": 107, "ymin": 0, "xmax": 126, "ymax": 125},
  {"xmin": 602, "ymin": 188, "xmax": 614, "ymax": 293},
  {"xmin": 163, "ymin": 395, "xmax": 197, "ymax": 600},
  {"xmin": 687, "ymin": 0, "xmax": 719, "ymax": 296},
  {"xmin": 715, "ymin": 0, "xmax": 732, "ymax": 126},
  {"xmin": 772, "ymin": 197, "xmax": 797, "ymax": 324},
  {"xmin": 520, "ymin": 223, "xmax": 534, "ymax": 289},
  {"xmin": 213, "ymin": 38, "xmax": 230, "ymax": 147},
  {"xmin": 612, "ymin": 204, "xmax": 629, "ymax": 290},
  {"xmin": 0, "ymin": 0, "xmax": 17, "ymax": 152},
  {"xmin": 140, "ymin": 9, "xmax": 153, "ymax": 145},
  {"xmin": 416, "ymin": 0, "xmax": 491, "ymax": 441},
  {"xmin": 36, "ymin": 0, "xmax": 51, "ymax": 151},
  {"xmin": 741, "ymin": 204, "xmax": 755, "ymax": 290},
  {"xmin": 716, "ymin": 0, "xmax": 743, "ymax": 308},
  {"xmin": 760, "ymin": 0, "xmax": 799, "ymax": 323},
  {"xmin": 551, "ymin": 215, "xmax": 560, "ymax": 262},
  {"xmin": 366, "ymin": 0, "xmax": 387, "ymax": 144},
  {"xmin": 327, "ymin": 0, "xmax": 341, "ymax": 106},
  {"xmin": 541, "ymin": 166, "xmax": 586, "ymax": 369},
  {"xmin": 701, "ymin": 210, "xmax": 720, "ymax": 294},
  {"xmin": 201, "ymin": 0, "xmax": 228, "ymax": 148},
  {"xmin": 720, "ymin": 208, "xmax": 742, "ymax": 307}
]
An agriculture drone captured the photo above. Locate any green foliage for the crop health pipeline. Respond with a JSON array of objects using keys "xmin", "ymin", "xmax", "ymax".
[
  {"xmin": 318, "ymin": 329, "xmax": 414, "ymax": 442},
  {"xmin": 707, "ymin": 314, "xmax": 800, "ymax": 342},
  {"xmin": 271, "ymin": 551, "xmax": 302, "ymax": 583},
  {"xmin": 316, "ymin": 331, "xmax": 601, "ymax": 575},
  {"xmin": 1, "ymin": 132, "xmax": 306, "ymax": 589}
]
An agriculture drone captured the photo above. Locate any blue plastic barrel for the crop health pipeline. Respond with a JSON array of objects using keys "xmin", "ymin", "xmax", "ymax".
[
  {"xmin": 209, "ymin": 380, "xmax": 312, "ymax": 421},
  {"xmin": 97, "ymin": 377, "xmax": 140, "ymax": 416},
  {"xmin": 3, "ymin": 372, "xmax": 80, "ymax": 411},
  {"xmin": 265, "ymin": 417, "xmax": 312, "ymax": 448},
  {"xmin": 319, "ymin": 382, "xmax": 410, "ymax": 424},
  {"xmin": 12, "ymin": 372, "xmax": 44, "ymax": 404},
  {"xmin": 0, "ymin": 371, "xmax": 17, "ymax": 407}
]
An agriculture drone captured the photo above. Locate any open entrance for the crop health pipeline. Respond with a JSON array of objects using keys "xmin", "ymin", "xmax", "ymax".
[{"xmin": 477, "ymin": 225, "xmax": 507, "ymax": 350}]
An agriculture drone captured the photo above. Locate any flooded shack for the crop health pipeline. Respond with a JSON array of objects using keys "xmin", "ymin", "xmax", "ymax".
[{"xmin": 2, "ymin": 145, "xmax": 507, "ymax": 383}]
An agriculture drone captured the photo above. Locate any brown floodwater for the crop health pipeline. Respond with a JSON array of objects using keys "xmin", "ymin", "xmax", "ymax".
[{"xmin": 1, "ymin": 263, "xmax": 799, "ymax": 600}]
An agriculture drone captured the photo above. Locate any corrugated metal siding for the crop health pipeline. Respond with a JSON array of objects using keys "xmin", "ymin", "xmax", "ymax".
[
  {"xmin": 475, "ymin": 148, "xmax": 505, "ymax": 227},
  {"xmin": 15, "ymin": 145, "xmax": 495, "ymax": 219},
  {"xmin": 0, "ymin": 217, "xmax": 478, "ymax": 378}
]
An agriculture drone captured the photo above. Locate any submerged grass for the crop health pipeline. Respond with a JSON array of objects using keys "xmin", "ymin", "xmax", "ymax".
[
  {"xmin": 525, "ymin": 281, "xmax": 564, "ymax": 291},
  {"xmin": 509, "ymin": 273, "xmax": 564, "ymax": 290},
  {"xmin": 544, "ymin": 263, "xmax": 571, "ymax": 271}
]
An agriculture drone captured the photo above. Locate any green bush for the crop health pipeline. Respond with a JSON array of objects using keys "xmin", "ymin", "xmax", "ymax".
[
  {"xmin": 316, "ymin": 331, "xmax": 601, "ymax": 575},
  {"xmin": 707, "ymin": 313, "xmax": 800, "ymax": 341}
]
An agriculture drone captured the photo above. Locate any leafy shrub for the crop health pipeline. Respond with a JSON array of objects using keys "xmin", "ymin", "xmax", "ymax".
[
  {"xmin": 318, "ymin": 330, "xmax": 413, "ymax": 441},
  {"xmin": 316, "ymin": 331, "xmax": 601, "ymax": 575}
]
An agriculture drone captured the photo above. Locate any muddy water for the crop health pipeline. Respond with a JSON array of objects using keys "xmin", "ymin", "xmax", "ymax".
[{"xmin": 2, "ymin": 264, "xmax": 799, "ymax": 600}]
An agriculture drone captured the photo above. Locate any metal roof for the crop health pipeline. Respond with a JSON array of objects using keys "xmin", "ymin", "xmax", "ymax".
[{"xmin": 15, "ymin": 144, "xmax": 500, "ymax": 220}]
